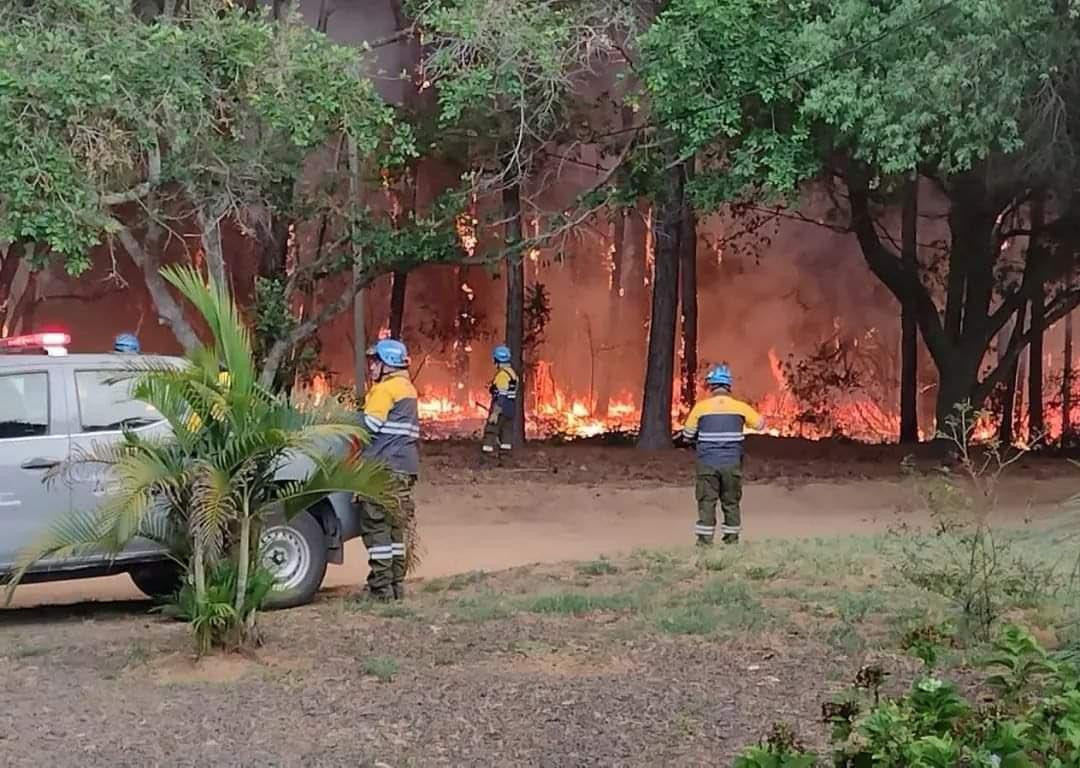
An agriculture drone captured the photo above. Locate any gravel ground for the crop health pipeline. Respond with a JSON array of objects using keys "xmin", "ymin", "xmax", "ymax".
[
  {"xmin": 3, "ymin": 441, "xmax": 1071, "ymax": 766},
  {"xmin": 0, "ymin": 557, "xmax": 928, "ymax": 768}
]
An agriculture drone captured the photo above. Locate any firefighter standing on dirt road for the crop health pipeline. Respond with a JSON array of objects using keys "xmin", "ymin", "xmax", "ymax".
[
  {"xmin": 680, "ymin": 364, "xmax": 765, "ymax": 546},
  {"xmin": 357, "ymin": 339, "xmax": 420, "ymax": 601},
  {"xmin": 482, "ymin": 344, "xmax": 519, "ymax": 455}
]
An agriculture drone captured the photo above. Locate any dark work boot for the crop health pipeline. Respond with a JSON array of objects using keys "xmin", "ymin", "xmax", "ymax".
[
  {"xmin": 362, "ymin": 584, "xmax": 393, "ymax": 602},
  {"xmin": 696, "ymin": 536, "xmax": 714, "ymax": 548},
  {"xmin": 722, "ymin": 534, "xmax": 740, "ymax": 545},
  {"xmin": 392, "ymin": 582, "xmax": 406, "ymax": 600}
]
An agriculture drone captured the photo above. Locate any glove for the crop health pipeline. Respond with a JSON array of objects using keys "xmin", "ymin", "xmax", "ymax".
[{"xmin": 489, "ymin": 383, "xmax": 498, "ymax": 398}]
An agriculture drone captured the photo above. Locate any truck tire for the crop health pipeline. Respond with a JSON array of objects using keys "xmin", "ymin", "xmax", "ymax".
[
  {"xmin": 129, "ymin": 562, "xmax": 182, "ymax": 601},
  {"xmin": 261, "ymin": 510, "xmax": 328, "ymax": 610}
]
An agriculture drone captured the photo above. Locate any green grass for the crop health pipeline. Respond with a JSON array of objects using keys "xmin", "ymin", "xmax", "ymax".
[
  {"xmin": 374, "ymin": 602, "xmax": 417, "ymax": 620},
  {"xmin": 421, "ymin": 570, "xmax": 489, "ymax": 594},
  {"xmin": 744, "ymin": 563, "xmax": 785, "ymax": 581},
  {"xmin": 577, "ymin": 558, "xmax": 619, "ymax": 576},
  {"xmin": 362, "ymin": 656, "xmax": 399, "ymax": 683},
  {"xmin": 367, "ymin": 508, "xmax": 1080, "ymax": 657},
  {"xmin": 698, "ymin": 555, "xmax": 736, "ymax": 572},
  {"xmin": 826, "ymin": 622, "xmax": 866, "ymax": 655},
  {"xmin": 654, "ymin": 604, "xmax": 721, "ymax": 635},
  {"xmin": 521, "ymin": 591, "xmax": 637, "ymax": 616},
  {"xmin": 631, "ymin": 549, "xmax": 685, "ymax": 573},
  {"xmin": 836, "ymin": 590, "xmax": 889, "ymax": 623},
  {"xmin": 448, "ymin": 593, "xmax": 514, "ymax": 623}
]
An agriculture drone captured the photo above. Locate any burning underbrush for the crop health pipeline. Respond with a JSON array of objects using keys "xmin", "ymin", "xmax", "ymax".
[{"xmin": 296, "ymin": 336, "xmax": 1079, "ymax": 445}]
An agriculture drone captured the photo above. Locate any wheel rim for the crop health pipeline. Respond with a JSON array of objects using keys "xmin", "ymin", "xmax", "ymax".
[{"xmin": 260, "ymin": 525, "xmax": 311, "ymax": 591}]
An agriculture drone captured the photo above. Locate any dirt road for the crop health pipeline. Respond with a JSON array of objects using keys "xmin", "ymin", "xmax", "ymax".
[{"xmin": 8, "ymin": 474, "xmax": 1073, "ymax": 609}]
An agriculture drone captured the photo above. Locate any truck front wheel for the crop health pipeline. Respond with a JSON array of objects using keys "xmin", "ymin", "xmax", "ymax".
[{"xmin": 260, "ymin": 510, "xmax": 329, "ymax": 609}]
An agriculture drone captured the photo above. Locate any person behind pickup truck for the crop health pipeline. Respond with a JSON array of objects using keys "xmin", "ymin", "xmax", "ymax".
[{"xmin": 356, "ymin": 339, "xmax": 419, "ymax": 601}]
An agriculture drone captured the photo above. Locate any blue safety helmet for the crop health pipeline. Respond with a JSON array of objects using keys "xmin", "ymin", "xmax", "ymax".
[
  {"xmin": 705, "ymin": 364, "xmax": 732, "ymax": 389},
  {"xmin": 367, "ymin": 338, "xmax": 409, "ymax": 369},
  {"xmin": 492, "ymin": 344, "xmax": 512, "ymax": 364},
  {"xmin": 114, "ymin": 332, "xmax": 140, "ymax": 354}
]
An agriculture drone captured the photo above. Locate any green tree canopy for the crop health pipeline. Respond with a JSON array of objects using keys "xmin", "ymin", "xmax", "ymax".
[
  {"xmin": 640, "ymin": 0, "xmax": 1080, "ymax": 424},
  {"xmin": 0, "ymin": 0, "xmax": 413, "ymax": 274}
]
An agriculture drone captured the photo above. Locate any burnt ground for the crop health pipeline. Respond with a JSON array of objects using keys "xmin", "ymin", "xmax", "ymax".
[
  {"xmin": 1, "ymin": 440, "xmax": 1078, "ymax": 767},
  {"xmin": 420, "ymin": 435, "xmax": 1077, "ymax": 486}
]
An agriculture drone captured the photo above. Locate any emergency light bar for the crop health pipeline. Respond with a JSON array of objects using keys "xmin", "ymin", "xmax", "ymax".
[{"xmin": 0, "ymin": 332, "xmax": 71, "ymax": 356}]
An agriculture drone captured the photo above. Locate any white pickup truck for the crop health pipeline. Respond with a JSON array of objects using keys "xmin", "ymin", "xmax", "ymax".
[{"xmin": 0, "ymin": 336, "xmax": 362, "ymax": 608}]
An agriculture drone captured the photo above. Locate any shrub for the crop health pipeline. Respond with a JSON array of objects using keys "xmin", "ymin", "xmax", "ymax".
[
  {"xmin": 890, "ymin": 404, "xmax": 1065, "ymax": 640},
  {"xmin": 736, "ymin": 624, "xmax": 1080, "ymax": 767}
]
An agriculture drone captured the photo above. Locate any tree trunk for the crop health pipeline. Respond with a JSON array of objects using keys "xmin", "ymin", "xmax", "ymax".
[
  {"xmin": 503, "ymin": 183, "xmax": 525, "ymax": 446},
  {"xmin": 638, "ymin": 160, "xmax": 684, "ymax": 450},
  {"xmin": 4, "ymin": 258, "xmax": 32, "ymax": 336},
  {"xmin": 117, "ymin": 226, "xmax": 200, "ymax": 352},
  {"xmin": 678, "ymin": 165, "xmax": 698, "ymax": 411},
  {"xmin": 233, "ymin": 505, "xmax": 251, "ymax": 623},
  {"xmin": 998, "ymin": 303, "xmax": 1026, "ymax": 446},
  {"xmin": 389, "ymin": 272, "xmax": 408, "ymax": 340},
  {"xmin": 1025, "ymin": 197, "xmax": 1047, "ymax": 443},
  {"xmin": 197, "ymin": 205, "xmax": 227, "ymax": 290},
  {"xmin": 348, "ymin": 136, "xmax": 366, "ymax": 402},
  {"xmin": 594, "ymin": 210, "xmax": 625, "ymax": 417},
  {"xmin": 1064, "ymin": 304, "xmax": 1075, "ymax": 444},
  {"xmin": 0, "ymin": 244, "xmax": 25, "ymax": 336},
  {"xmin": 900, "ymin": 176, "xmax": 919, "ymax": 443},
  {"xmin": 935, "ymin": 353, "xmax": 981, "ymax": 433},
  {"xmin": 1029, "ymin": 289, "xmax": 1045, "ymax": 441}
]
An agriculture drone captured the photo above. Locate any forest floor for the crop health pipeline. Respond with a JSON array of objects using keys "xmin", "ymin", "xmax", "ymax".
[{"xmin": 2, "ymin": 438, "xmax": 1078, "ymax": 766}]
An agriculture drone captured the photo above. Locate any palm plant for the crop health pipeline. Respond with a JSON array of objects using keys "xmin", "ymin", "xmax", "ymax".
[{"xmin": 3, "ymin": 265, "xmax": 392, "ymax": 650}]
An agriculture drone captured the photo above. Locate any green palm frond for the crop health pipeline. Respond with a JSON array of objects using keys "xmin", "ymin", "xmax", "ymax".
[
  {"xmin": 135, "ymin": 510, "xmax": 185, "ymax": 554},
  {"xmin": 103, "ymin": 448, "xmax": 188, "ymax": 544},
  {"xmin": 187, "ymin": 344, "xmax": 221, "ymax": 380},
  {"xmin": 275, "ymin": 457, "xmax": 393, "ymax": 521},
  {"xmin": 162, "ymin": 265, "xmax": 256, "ymax": 400},
  {"xmin": 3, "ymin": 507, "xmax": 121, "ymax": 605},
  {"xmin": 189, "ymin": 461, "xmax": 238, "ymax": 563}
]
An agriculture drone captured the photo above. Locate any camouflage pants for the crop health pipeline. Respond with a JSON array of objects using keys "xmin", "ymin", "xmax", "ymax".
[
  {"xmin": 482, "ymin": 407, "xmax": 514, "ymax": 452},
  {"xmin": 359, "ymin": 473, "xmax": 417, "ymax": 592},
  {"xmin": 694, "ymin": 460, "xmax": 743, "ymax": 543}
]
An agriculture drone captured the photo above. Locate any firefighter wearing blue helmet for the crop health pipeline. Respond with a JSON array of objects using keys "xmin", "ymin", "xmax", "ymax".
[
  {"xmin": 113, "ymin": 333, "xmax": 140, "ymax": 354},
  {"xmin": 679, "ymin": 364, "xmax": 765, "ymax": 545},
  {"xmin": 482, "ymin": 344, "xmax": 518, "ymax": 455},
  {"xmin": 356, "ymin": 338, "xmax": 419, "ymax": 600}
]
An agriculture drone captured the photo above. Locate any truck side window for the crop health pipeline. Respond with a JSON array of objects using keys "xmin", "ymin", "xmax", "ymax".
[
  {"xmin": 75, "ymin": 371, "xmax": 163, "ymax": 433},
  {"xmin": 0, "ymin": 372, "xmax": 49, "ymax": 439}
]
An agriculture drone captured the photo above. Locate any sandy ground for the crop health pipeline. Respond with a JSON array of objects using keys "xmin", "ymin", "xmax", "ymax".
[
  {"xmin": 1, "ymin": 443, "xmax": 1076, "ymax": 767},
  {"xmin": 8, "ymin": 469, "xmax": 1075, "ymax": 609}
]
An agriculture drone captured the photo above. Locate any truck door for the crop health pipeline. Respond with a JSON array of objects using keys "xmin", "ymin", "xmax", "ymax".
[
  {"xmin": 0, "ymin": 367, "xmax": 71, "ymax": 570},
  {"xmin": 68, "ymin": 367, "xmax": 170, "ymax": 561}
]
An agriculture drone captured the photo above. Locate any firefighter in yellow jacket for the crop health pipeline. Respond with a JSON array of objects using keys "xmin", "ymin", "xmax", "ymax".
[
  {"xmin": 482, "ymin": 344, "xmax": 518, "ymax": 454},
  {"xmin": 357, "ymin": 339, "xmax": 420, "ymax": 601},
  {"xmin": 680, "ymin": 365, "xmax": 765, "ymax": 545}
]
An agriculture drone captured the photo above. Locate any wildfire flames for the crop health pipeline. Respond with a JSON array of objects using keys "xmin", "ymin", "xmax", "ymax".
[{"xmin": 301, "ymin": 344, "xmax": 1078, "ymax": 444}]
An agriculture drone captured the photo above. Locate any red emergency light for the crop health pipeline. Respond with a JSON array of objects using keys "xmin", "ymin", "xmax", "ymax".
[{"xmin": 0, "ymin": 332, "xmax": 71, "ymax": 354}]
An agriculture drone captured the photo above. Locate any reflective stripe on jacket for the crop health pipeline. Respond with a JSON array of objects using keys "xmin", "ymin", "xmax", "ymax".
[
  {"xmin": 681, "ymin": 393, "xmax": 764, "ymax": 468},
  {"xmin": 362, "ymin": 371, "xmax": 420, "ymax": 475}
]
